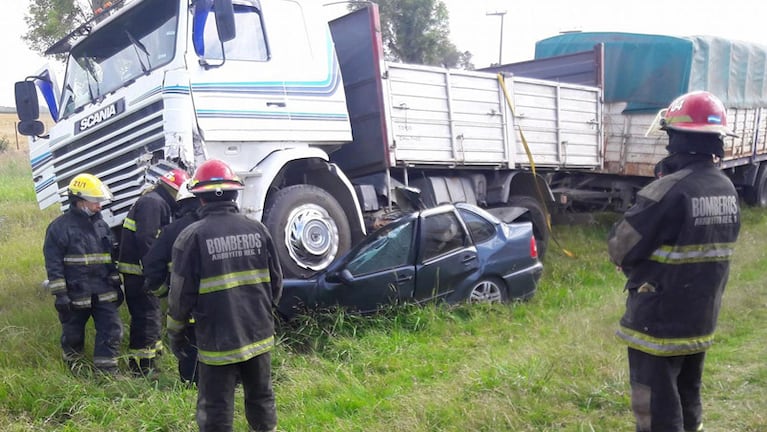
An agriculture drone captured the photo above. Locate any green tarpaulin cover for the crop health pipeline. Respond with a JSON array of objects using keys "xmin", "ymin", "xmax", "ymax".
[{"xmin": 536, "ymin": 32, "xmax": 767, "ymax": 111}]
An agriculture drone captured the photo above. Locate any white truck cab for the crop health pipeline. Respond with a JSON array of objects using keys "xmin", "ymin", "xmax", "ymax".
[{"xmin": 17, "ymin": 0, "xmax": 366, "ymax": 278}]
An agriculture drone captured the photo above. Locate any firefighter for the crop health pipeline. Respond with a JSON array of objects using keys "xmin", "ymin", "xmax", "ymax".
[
  {"xmin": 117, "ymin": 167, "xmax": 190, "ymax": 376},
  {"xmin": 167, "ymin": 159, "xmax": 283, "ymax": 432},
  {"xmin": 142, "ymin": 179, "xmax": 201, "ymax": 383},
  {"xmin": 43, "ymin": 173, "xmax": 123, "ymax": 375},
  {"xmin": 608, "ymin": 91, "xmax": 741, "ymax": 432}
]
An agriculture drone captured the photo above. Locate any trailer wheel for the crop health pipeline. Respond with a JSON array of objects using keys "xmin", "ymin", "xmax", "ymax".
[
  {"xmin": 264, "ymin": 185, "xmax": 352, "ymax": 279},
  {"xmin": 743, "ymin": 164, "xmax": 767, "ymax": 207},
  {"xmin": 507, "ymin": 195, "xmax": 549, "ymax": 260}
]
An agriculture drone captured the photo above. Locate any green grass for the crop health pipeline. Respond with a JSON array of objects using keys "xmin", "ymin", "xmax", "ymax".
[{"xmin": 1, "ymin": 150, "xmax": 766, "ymax": 431}]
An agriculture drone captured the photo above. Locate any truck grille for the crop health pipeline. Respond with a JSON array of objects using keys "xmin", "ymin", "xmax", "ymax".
[{"xmin": 52, "ymin": 99, "xmax": 165, "ymax": 224}]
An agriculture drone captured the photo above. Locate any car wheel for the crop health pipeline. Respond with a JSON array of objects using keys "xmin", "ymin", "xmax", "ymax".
[
  {"xmin": 468, "ymin": 277, "xmax": 508, "ymax": 303},
  {"xmin": 264, "ymin": 184, "xmax": 351, "ymax": 279}
]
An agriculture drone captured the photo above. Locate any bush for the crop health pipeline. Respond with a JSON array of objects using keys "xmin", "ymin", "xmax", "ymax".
[{"xmin": 0, "ymin": 136, "xmax": 9, "ymax": 153}]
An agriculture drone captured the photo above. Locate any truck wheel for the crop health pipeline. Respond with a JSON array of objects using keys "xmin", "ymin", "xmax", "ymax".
[
  {"xmin": 743, "ymin": 164, "xmax": 767, "ymax": 207},
  {"xmin": 264, "ymin": 185, "xmax": 352, "ymax": 279},
  {"xmin": 507, "ymin": 195, "xmax": 549, "ymax": 260}
]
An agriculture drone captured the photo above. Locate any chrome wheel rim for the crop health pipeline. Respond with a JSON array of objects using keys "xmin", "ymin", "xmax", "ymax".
[
  {"xmin": 284, "ymin": 204, "xmax": 339, "ymax": 271},
  {"xmin": 469, "ymin": 280, "xmax": 503, "ymax": 303}
]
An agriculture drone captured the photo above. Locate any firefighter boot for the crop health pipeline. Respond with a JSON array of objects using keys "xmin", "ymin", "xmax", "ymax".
[
  {"xmin": 129, "ymin": 357, "xmax": 157, "ymax": 377},
  {"xmin": 62, "ymin": 351, "xmax": 86, "ymax": 375}
]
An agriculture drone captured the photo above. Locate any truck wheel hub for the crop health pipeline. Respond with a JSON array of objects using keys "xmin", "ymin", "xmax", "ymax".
[{"xmin": 286, "ymin": 204, "xmax": 339, "ymax": 270}]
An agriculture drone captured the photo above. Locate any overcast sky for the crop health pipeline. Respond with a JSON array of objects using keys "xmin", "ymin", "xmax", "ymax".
[{"xmin": 3, "ymin": 0, "xmax": 767, "ymax": 108}]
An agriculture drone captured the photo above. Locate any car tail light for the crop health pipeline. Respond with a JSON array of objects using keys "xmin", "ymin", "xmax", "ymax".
[{"xmin": 529, "ymin": 236, "xmax": 538, "ymax": 259}]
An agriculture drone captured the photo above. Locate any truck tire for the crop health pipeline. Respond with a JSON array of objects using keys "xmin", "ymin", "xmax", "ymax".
[
  {"xmin": 743, "ymin": 164, "xmax": 767, "ymax": 207},
  {"xmin": 263, "ymin": 184, "xmax": 352, "ymax": 279},
  {"xmin": 507, "ymin": 195, "xmax": 549, "ymax": 260}
]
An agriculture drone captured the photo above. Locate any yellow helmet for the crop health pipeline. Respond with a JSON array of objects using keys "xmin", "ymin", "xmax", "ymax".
[{"xmin": 68, "ymin": 173, "xmax": 114, "ymax": 203}]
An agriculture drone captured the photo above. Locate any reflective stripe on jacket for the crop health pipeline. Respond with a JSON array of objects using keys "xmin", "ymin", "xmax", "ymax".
[
  {"xmin": 43, "ymin": 206, "xmax": 118, "ymax": 300},
  {"xmin": 142, "ymin": 210, "xmax": 200, "ymax": 296},
  {"xmin": 168, "ymin": 201, "xmax": 283, "ymax": 366},
  {"xmin": 117, "ymin": 186, "xmax": 175, "ymax": 276}
]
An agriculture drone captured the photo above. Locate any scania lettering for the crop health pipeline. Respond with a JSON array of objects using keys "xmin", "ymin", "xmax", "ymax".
[{"xmin": 76, "ymin": 100, "xmax": 124, "ymax": 133}]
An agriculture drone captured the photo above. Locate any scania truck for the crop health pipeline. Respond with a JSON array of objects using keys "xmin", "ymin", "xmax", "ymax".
[{"xmin": 15, "ymin": 0, "xmax": 604, "ymax": 276}]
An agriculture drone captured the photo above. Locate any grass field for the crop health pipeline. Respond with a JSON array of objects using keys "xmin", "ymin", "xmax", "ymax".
[{"xmin": 1, "ymin": 148, "xmax": 765, "ymax": 431}]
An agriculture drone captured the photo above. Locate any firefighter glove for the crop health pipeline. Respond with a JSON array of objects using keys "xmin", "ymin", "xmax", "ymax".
[
  {"xmin": 168, "ymin": 330, "xmax": 191, "ymax": 360},
  {"xmin": 108, "ymin": 273, "xmax": 122, "ymax": 289},
  {"xmin": 54, "ymin": 293, "xmax": 72, "ymax": 313},
  {"xmin": 108, "ymin": 273, "xmax": 125, "ymax": 306},
  {"xmin": 143, "ymin": 278, "xmax": 168, "ymax": 298}
]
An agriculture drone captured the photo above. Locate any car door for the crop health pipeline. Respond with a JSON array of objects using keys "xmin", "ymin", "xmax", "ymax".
[
  {"xmin": 316, "ymin": 220, "xmax": 417, "ymax": 313},
  {"xmin": 413, "ymin": 209, "xmax": 481, "ymax": 302}
]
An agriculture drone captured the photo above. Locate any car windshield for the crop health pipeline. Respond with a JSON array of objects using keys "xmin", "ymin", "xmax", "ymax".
[
  {"xmin": 346, "ymin": 221, "xmax": 414, "ymax": 276},
  {"xmin": 59, "ymin": 0, "xmax": 179, "ymax": 118}
]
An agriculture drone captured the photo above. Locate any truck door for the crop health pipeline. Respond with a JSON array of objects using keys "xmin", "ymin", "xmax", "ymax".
[
  {"xmin": 188, "ymin": 1, "xmax": 289, "ymax": 144},
  {"xmin": 265, "ymin": 0, "xmax": 351, "ymax": 143}
]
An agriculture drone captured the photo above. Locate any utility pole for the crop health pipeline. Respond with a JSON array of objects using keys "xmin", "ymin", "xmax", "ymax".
[{"xmin": 486, "ymin": 10, "xmax": 507, "ymax": 65}]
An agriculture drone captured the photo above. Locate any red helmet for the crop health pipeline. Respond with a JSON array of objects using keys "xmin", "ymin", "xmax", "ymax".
[
  {"xmin": 661, "ymin": 90, "xmax": 737, "ymax": 137},
  {"xmin": 189, "ymin": 159, "xmax": 244, "ymax": 194},
  {"xmin": 158, "ymin": 168, "xmax": 191, "ymax": 191}
]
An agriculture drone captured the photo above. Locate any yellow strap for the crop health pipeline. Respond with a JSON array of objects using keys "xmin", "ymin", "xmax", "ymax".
[{"xmin": 497, "ymin": 73, "xmax": 574, "ymax": 258}]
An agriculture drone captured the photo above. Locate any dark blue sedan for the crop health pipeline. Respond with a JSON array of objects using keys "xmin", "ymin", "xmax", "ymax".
[{"xmin": 276, "ymin": 202, "xmax": 543, "ymax": 319}]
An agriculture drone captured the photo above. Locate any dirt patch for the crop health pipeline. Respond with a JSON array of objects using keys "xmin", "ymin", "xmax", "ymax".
[
  {"xmin": 0, "ymin": 112, "xmax": 23, "ymax": 151},
  {"xmin": 0, "ymin": 111, "xmax": 54, "ymax": 153}
]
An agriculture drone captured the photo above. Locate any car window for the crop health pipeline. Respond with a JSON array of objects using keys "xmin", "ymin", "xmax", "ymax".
[
  {"xmin": 421, "ymin": 212, "xmax": 467, "ymax": 260},
  {"xmin": 198, "ymin": 4, "xmax": 269, "ymax": 61},
  {"xmin": 458, "ymin": 208, "xmax": 496, "ymax": 244},
  {"xmin": 346, "ymin": 221, "xmax": 414, "ymax": 277}
]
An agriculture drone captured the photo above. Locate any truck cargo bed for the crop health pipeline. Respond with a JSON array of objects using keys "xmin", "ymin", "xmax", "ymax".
[
  {"xmin": 383, "ymin": 64, "xmax": 602, "ymax": 170},
  {"xmin": 328, "ymin": 6, "xmax": 602, "ymax": 179}
]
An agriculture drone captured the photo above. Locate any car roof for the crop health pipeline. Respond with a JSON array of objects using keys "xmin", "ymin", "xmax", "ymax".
[
  {"xmin": 453, "ymin": 202, "xmax": 502, "ymax": 224},
  {"xmin": 418, "ymin": 204, "xmax": 457, "ymax": 218}
]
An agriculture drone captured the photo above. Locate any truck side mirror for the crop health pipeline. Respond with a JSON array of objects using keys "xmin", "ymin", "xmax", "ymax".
[
  {"xmin": 15, "ymin": 81, "xmax": 45, "ymax": 137},
  {"xmin": 214, "ymin": 0, "xmax": 236, "ymax": 43},
  {"xmin": 15, "ymin": 81, "xmax": 40, "ymax": 122}
]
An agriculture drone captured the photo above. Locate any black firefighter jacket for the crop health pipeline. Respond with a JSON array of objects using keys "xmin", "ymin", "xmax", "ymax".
[
  {"xmin": 167, "ymin": 201, "xmax": 283, "ymax": 366},
  {"xmin": 43, "ymin": 206, "xmax": 120, "ymax": 307},
  {"xmin": 117, "ymin": 186, "xmax": 176, "ymax": 276},
  {"xmin": 608, "ymin": 154, "xmax": 741, "ymax": 356},
  {"xmin": 142, "ymin": 208, "xmax": 201, "ymax": 297}
]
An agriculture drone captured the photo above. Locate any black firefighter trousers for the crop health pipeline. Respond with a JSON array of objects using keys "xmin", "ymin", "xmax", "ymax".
[
  {"xmin": 58, "ymin": 297, "xmax": 122, "ymax": 371},
  {"xmin": 628, "ymin": 347, "xmax": 706, "ymax": 432},
  {"xmin": 123, "ymin": 274, "xmax": 162, "ymax": 368},
  {"xmin": 196, "ymin": 352, "xmax": 277, "ymax": 432}
]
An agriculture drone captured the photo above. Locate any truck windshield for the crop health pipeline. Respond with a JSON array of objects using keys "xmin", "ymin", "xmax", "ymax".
[{"xmin": 59, "ymin": 0, "xmax": 179, "ymax": 119}]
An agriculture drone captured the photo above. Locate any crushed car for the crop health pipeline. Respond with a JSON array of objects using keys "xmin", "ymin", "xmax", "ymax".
[{"xmin": 276, "ymin": 201, "xmax": 543, "ymax": 320}]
